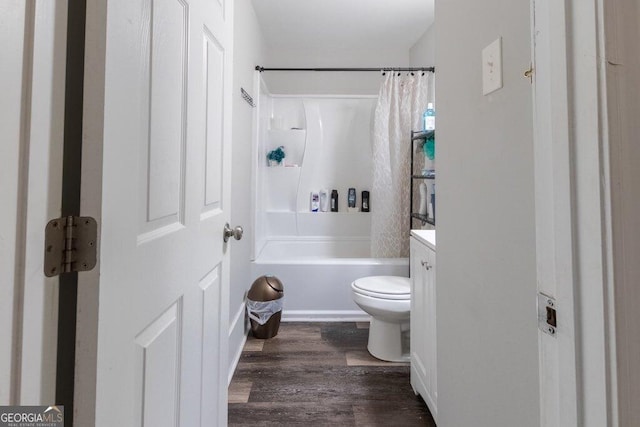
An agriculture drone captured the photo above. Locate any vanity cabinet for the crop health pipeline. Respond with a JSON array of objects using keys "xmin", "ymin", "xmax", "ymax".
[{"xmin": 410, "ymin": 231, "xmax": 437, "ymax": 420}]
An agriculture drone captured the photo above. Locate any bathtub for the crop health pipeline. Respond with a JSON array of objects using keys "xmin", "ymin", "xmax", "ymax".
[{"xmin": 251, "ymin": 238, "xmax": 410, "ymax": 321}]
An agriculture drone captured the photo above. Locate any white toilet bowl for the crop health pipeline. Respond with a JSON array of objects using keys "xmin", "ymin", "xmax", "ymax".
[{"xmin": 351, "ymin": 276, "xmax": 411, "ymax": 362}]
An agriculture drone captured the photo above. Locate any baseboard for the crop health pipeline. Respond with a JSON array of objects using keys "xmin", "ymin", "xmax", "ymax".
[
  {"xmin": 281, "ymin": 310, "xmax": 370, "ymax": 322},
  {"xmin": 228, "ymin": 302, "xmax": 248, "ymax": 385}
]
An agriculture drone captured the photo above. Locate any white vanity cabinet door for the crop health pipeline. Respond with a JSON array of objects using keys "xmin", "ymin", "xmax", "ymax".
[{"xmin": 410, "ymin": 236, "xmax": 437, "ymax": 420}]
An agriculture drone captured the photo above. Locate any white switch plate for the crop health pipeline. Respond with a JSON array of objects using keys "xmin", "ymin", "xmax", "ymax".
[{"xmin": 482, "ymin": 37, "xmax": 503, "ymax": 95}]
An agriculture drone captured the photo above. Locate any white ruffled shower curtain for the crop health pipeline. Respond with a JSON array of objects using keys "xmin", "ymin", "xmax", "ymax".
[{"xmin": 371, "ymin": 72, "xmax": 434, "ymax": 258}]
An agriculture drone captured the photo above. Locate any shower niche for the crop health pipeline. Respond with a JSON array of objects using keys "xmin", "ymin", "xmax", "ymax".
[{"xmin": 254, "ymin": 88, "xmax": 377, "ymax": 257}]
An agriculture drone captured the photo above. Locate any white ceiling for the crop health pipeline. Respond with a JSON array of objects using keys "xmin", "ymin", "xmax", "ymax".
[{"xmin": 251, "ymin": 0, "xmax": 435, "ymax": 51}]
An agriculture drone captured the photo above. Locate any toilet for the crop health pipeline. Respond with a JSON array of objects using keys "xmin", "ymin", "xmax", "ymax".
[{"xmin": 351, "ymin": 276, "xmax": 411, "ymax": 362}]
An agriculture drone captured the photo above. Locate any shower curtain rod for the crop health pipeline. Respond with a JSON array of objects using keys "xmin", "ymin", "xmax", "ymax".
[{"xmin": 255, "ymin": 66, "xmax": 435, "ymax": 73}]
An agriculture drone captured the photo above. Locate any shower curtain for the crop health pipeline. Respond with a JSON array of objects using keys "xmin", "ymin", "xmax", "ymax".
[{"xmin": 371, "ymin": 72, "xmax": 434, "ymax": 258}]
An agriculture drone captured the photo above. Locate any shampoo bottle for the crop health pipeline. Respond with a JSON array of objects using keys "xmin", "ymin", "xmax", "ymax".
[
  {"xmin": 348, "ymin": 188, "xmax": 356, "ymax": 208},
  {"xmin": 330, "ymin": 190, "xmax": 339, "ymax": 212},
  {"xmin": 310, "ymin": 192, "xmax": 320, "ymax": 212},
  {"xmin": 419, "ymin": 183, "xmax": 428, "ymax": 215},
  {"xmin": 361, "ymin": 191, "xmax": 370, "ymax": 212},
  {"xmin": 429, "ymin": 183, "xmax": 436, "ymax": 221},
  {"xmin": 319, "ymin": 189, "xmax": 329, "ymax": 212}
]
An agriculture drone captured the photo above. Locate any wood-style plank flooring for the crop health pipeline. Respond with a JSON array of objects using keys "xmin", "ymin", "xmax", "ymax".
[{"xmin": 228, "ymin": 322, "xmax": 436, "ymax": 426}]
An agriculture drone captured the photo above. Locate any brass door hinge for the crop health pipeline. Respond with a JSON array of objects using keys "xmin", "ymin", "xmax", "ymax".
[
  {"xmin": 44, "ymin": 216, "xmax": 97, "ymax": 277},
  {"xmin": 524, "ymin": 64, "xmax": 534, "ymax": 83}
]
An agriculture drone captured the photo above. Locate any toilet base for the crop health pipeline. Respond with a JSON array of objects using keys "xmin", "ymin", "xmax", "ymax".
[{"xmin": 367, "ymin": 317, "xmax": 410, "ymax": 362}]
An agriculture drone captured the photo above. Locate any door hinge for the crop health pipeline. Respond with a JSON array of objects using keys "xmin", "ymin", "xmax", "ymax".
[
  {"xmin": 524, "ymin": 64, "xmax": 534, "ymax": 83},
  {"xmin": 44, "ymin": 216, "xmax": 97, "ymax": 277},
  {"xmin": 537, "ymin": 292, "xmax": 557, "ymax": 336}
]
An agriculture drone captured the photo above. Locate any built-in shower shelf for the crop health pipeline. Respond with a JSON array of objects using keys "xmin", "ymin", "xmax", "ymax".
[
  {"xmin": 298, "ymin": 211, "xmax": 370, "ymax": 215},
  {"xmin": 263, "ymin": 211, "xmax": 371, "ymax": 216},
  {"xmin": 264, "ymin": 210, "xmax": 372, "ymax": 237},
  {"xmin": 269, "ymin": 128, "xmax": 306, "ymax": 133},
  {"xmin": 267, "ymin": 129, "xmax": 306, "ymax": 167}
]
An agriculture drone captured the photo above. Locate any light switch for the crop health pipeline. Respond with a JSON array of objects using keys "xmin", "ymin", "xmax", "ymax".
[{"xmin": 482, "ymin": 37, "xmax": 503, "ymax": 95}]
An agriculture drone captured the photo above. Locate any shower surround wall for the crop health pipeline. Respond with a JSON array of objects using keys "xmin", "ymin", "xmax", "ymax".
[
  {"xmin": 256, "ymin": 95, "xmax": 376, "ymax": 246},
  {"xmin": 252, "ymin": 90, "xmax": 409, "ymax": 320}
]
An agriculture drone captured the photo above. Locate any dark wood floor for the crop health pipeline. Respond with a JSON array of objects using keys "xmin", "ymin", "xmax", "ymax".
[{"xmin": 228, "ymin": 322, "xmax": 436, "ymax": 426}]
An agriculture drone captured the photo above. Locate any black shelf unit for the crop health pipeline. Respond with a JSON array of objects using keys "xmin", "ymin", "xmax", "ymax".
[
  {"xmin": 411, "ymin": 213, "xmax": 435, "ymax": 226},
  {"xmin": 410, "ymin": 130, "xmax": 435, "ymax": 227}
]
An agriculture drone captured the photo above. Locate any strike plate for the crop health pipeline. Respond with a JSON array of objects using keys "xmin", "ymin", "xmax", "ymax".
[{"xmin": 538, "ymin": 292, "xmax": 557, "ymax": 337}]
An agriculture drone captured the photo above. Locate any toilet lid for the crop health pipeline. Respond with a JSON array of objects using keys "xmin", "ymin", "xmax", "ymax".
[{"xmin": 352, "ymin": 276, "xmax": 410, "ymax": 300}]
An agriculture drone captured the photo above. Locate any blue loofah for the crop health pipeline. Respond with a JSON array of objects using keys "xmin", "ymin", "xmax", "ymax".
[
  {"xmin": 423, "ymin": 136, "xmax": 435, "ymax": 160},
  {"xmin": 267, "ymin": 146, "xmax": 286, "ymax": 163}
]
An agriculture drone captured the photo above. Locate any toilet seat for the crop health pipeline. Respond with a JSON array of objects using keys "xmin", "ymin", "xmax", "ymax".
[{"xmin": 351, "ymin": 276, "xmax": 410, "ymax": 300}]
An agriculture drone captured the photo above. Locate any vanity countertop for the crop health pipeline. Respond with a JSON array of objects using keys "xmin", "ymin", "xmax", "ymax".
[{"xmin": 410, "ymin": 229, "xmax": 436, "ymax": 250}]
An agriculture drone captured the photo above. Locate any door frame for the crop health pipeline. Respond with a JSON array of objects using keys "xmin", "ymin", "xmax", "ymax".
[
  {"xmin": 532, "ymin": 0, "xmax": 639, "ymax": 424},
  {"xmin": 0, "ymin": 0, "xmax": 67, "ymax": 406}
]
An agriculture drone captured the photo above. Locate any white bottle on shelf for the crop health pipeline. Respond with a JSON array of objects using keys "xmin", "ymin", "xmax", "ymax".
[
  {"xmin": 319, "ymin": 189, "xmax": 329, "ymax": 212},
  {"xmin": 310, "ymin": 192, "xmax": 320, "ymax": 212},
  {"xmin": 419, "ymin": 183, "xmax": 428, "ymax": 215}
]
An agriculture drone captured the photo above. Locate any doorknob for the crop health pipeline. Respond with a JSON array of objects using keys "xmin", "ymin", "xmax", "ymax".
[{"xmin": 223, "ymin": 223, "xmax": 243, "ymax": 242}]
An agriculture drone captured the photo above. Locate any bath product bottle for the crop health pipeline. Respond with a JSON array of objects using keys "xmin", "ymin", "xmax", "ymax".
[
  {"xmin": 319, "ymin": 189, "xmax": 329, "ymax": 212},
  {"xmin": 423, "ymin": 103, "xmax": 435, "ymax": 131},
  {"xmin": 330, "ymin": 190, "xmax": 339, "ymax": 212},
  {"xmin": 310, "ymin": 192, "xmax": 320, "ymax": 212},
  {"xmin": 419, "ymin": 183, "xmax": 428, "ymax": 215},
  {"xmin": 361, "ymin": 191, "xmax": 370, "ymax": 212},
  {"xmin": 430, "ymin": 183, "xmax": 436, "ymax": 221},
  {"xmin": 348, "ymin": 188, "xmax": 356, "ymax": 208}
]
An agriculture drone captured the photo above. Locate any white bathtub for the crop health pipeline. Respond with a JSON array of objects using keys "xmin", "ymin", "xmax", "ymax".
[{"xmin": 251, "ymin": 238, "xmax": 409, "ymax": 321}]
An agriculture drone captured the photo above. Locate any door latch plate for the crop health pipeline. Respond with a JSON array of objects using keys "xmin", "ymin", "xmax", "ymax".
[{"xmin": 538, "ymin": 292, "xmax": 557, "ymax": 336}]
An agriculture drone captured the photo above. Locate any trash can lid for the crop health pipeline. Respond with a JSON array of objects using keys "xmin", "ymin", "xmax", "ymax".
[
  {"xmin": 248, "ymin": 275, "xmax": 284, "ymax": 301},
  {"xmin": 263, "ymin": 275, "xmax": 283, "ymax": 292}
]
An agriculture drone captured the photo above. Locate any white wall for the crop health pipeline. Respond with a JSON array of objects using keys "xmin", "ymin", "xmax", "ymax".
[
  {"xmin": 435, "ymin": 1, "xmax": 539, "ymax": 426},
  {"xmin": 229, "ymin": 0, "xmax": 266, "ymax": 377},
  {"xmin": 410, "ymin": 25, "xmax": 435, "ymax": 67}
]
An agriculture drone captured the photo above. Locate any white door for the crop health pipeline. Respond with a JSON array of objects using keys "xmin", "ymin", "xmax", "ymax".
[
  {"xmin": 77, "ymin": 0, "xmax": 234, "ymax": 425},
  {"xmin": 0, "ymin": 0, "xmax": 66, "ymax": 405}
]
